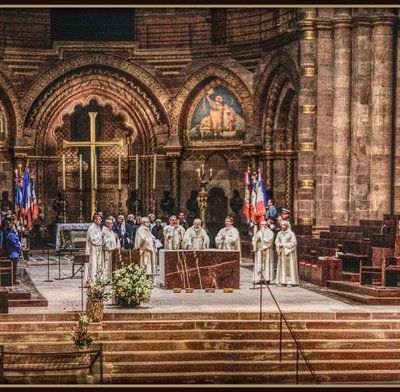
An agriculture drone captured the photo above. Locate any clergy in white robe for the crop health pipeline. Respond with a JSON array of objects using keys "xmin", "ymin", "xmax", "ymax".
[
  {"xmin": 84, "ymin": 214, "xmax": 103, "ymax": 281},
  {"xmin": 182, "ymin": 219, "xmax": 210, "ymax": 250},
  {"xmin": 215, "ymin": 217, "xmax": 241, "ymax": 252},
  {"xmin": 275, "ymin": 221, "xmax": 299, "ymax": 287},
  {"xmin": 163, "ymin": 215, "xmax": 185, "ymax": 250},
  {"xmin": 134, "ymin": 217, "xmax": 158, "ymax": 279},
  {"xmin": 101, "ymin": 217, "xmax": 120, "ymax": 280},
  {"xmin": 252, "ymin": 220, "xmax": 275, "ymax": 283}
]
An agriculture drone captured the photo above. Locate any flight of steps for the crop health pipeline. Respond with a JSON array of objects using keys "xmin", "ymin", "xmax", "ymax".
[{"xmin": 1, "ymin": 311, "xmax": 400, "ymax": 384}]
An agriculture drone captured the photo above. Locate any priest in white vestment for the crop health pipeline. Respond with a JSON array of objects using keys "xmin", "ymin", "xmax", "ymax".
[
  {"xmin": 101, "ymin": 217, "xmax": 120, "ymax": 280},
  {"xmin": 85, "ymin": 214, "xmax": 103, "ymax": 281},
  {"xmin": 182, "ymin": 218, "xmax": 210, "ymax": 250},
  {"xmin": 215, "ymin": 216, "xmax": 241, "ymax": 252},
  {"xmin": 275, "ymin": 221, "xmax": 299, "ymax": 287},
  {"xmin": 252, "ymin": 220, "xmax": 275, "ymax": 284},
  {"xmin": 134, "ymin": 217, "xmax": 158, "ymax": 280},
  {"xmin": 163, "ymin": 215, "xmax": 185, "ymax": 250}
]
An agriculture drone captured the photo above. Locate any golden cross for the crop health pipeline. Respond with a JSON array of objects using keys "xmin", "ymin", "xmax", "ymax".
[{"xmin": 63, "ymin": 112, "xmax": 123, "ymax": 218}]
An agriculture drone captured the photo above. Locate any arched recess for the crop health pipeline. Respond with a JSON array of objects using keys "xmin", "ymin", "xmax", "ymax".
[
  {"xmin": 23, "ymin": 64, "xmax": 171, "ymax": 223},
  {"xmin": 257, "ymin": 51, "xmax": 299, "ymax": 213},
  {"xmin": 174, "ymin": 64, "xmax": 254, "ymax": 143}
]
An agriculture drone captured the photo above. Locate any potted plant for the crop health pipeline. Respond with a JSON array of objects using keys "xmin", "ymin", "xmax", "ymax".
[
  {"xmin": 71, "ymin": 314, "xmax": 94, "ymax": 351},
  {"xmin": 111, "ymin": 264, "xmax": 154, "ymax": 308},
  {"xmin": 84, "ymin": 275, "xmax": 112, "ymax": 322}
]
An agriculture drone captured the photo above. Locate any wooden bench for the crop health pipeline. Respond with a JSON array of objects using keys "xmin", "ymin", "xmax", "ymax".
[{"xmin": 0, "ymin": 257, "xmax": 13, "ymax": 287}]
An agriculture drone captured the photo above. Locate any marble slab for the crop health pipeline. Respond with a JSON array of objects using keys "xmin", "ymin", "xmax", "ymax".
[
  {"xmin": 112, "ymin": 249, "xmax": 141, "ymax": 271},
  {"xmin": 159, "ymin": 249, "xmax": 240, "ymax": 289}
]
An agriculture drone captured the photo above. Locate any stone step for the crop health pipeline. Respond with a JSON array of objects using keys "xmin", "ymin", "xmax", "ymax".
[
  {"xmin": 4, "ymin": 329, "xmax": 400, "ymax": 342},
  {"xmin": 327, "ymin": 280, "xmax": 400, "ymax": 298},
  {"xmin": 111, "ymin": 359, "xmax": 400, "ymax": 373},
  {"xmin": 342, "ymin": 271, "xmax": 361, "ymax": 282},
  {"xmin": 6, "ymin": 339, "xmax": 400, "ymax": 351},
  {"xmin": 324, "ymin": 288, "xmax": 400, "ymax": 305},
  {"xmin": 104, "ymin": 369, "xmax": 400, "ymax": 384},
  {"xmin": 4, "ymin": 319, "xmax": 400, "ymax": 332},
  {"xmin": 104, "ymin": 348, "xmax": 400, "ymax": 362}
]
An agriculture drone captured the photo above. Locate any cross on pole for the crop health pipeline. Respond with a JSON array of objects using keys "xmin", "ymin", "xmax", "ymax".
[{"xmin": 63, "ymin": 112, "xmax": 123, "ymax": 218}]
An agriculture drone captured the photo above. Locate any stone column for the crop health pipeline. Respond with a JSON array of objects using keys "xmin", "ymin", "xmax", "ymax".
[
  {"xmin": 170, "ymin": 155, "xmax": 180, "ymax": 210},
  {"xmin": 331, "ymin": 9, "xmax": 352, "ymax": 224},
  {"xmin": 349, "ymin": 11, "xmax": 372, "ymax": 223},
  {"xmin": 315, "ymin": 11, "xmax": 334, "ymax": 226},
  {"xmin": 297, "ymin": 8, "xmax": 318, "ymax": 225},
  {"xmin": 264, "ymin": 109, "xmax": 274, "ymax": 191},
  {"xmin": 370, "ymin": 9, "xmax": 396, "ymax": 217},
  {"xmin": 285, "ymin": 157, "xmax": 294, "ymax": 211}
]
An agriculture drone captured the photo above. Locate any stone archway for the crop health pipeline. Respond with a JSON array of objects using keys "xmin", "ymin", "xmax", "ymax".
[{"xmin": 22, "ymin": 64, "xmax": 171, "ymax": 223}]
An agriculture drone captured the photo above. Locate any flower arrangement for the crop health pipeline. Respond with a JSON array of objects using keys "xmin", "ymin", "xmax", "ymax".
[
  {"xmin": 84, "ymin": 275, "xmax": 112, "ymax": 302},
  {"xmin": 111, "ymin": 264, "xmax": 154, "ymax": 307},
  {"xmin": 71, "ymin": 314, "xmax": 94, "ymax": 350}
]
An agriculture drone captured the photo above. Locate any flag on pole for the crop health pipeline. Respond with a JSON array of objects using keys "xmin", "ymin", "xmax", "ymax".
[
  {"xmin": 20, "ymin": 166, "xmax": 33, "ymax": 229},
  {"xmin": 243, "ymin": 167, "xmax": 252, "ymax": 224},
  {"xmin": 250, "ymin": 168, "xmax": 267, "ymax": 225},
  {"xmin": 14, "ymin": 172, "xmax": 23, "ymax": 214},
  {"xmin": 30, "ymin": 170, "xmax": 39, "ymax": 222}
]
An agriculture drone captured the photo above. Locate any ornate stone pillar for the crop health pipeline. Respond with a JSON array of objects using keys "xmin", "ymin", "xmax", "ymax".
[
  {"xmin": 170, "ymin": 155, "xmax": 180, "ymax": 210},
  {"xmin": 264, "ymin": 109, "xmax": 274, "ymax": 190},
  {"xmin": 349, "ymin": 11, "xmax": 372, "ymax": 223},
  {"xmin": 331, "ymin": 9, "xmax": 352, "ymax": 224},
  {"xmin": 285, "ymin": 157, "xmax": 294, "ymax": 211},
  {"xmin": 315, "ymin": 13, "xmax": 334, "ymax": 226},
  {"xmin": 297, "ymin": 8, "xmax": 317, "ymax": 225},
  {"xmin": 370, "ymin": 9, "xmax": 396, "ymax": 217}
]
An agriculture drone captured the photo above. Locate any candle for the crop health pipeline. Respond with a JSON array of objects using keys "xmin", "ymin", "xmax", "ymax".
[
  {"xmin": 201, "ymin": 164, "xmax": 205, "ymax": 176},
  {"xmin": 18, "ymin": 163, "xmax": 22, "ymax": 176},
  {"xmin": 79, "ymin": 154, "xmax": 83, "ymax": 190},
  {"xmin": 94, "ymin": 154, "xmax": 97, "ymax": 190},
  {"xmin": 153, "ymin": 153, "xmax": 157, "ymax": 190},
  {"xmin": 118, "ymin": 154, "xmax": 122, "ymax": 190},
  {"xmin": 209, "ymin": 168, "xmax": 213, "ymax": 178},
  {"xmin": 62, "ymin": 154, "xmax": 66, "ymax": 190},
  {"xmin": 135, "ymin": 154, "xmax": 139, "ymax": 190},
  {"xmin": 197, "ymin": 168, "xmax": 201, "ymax": 178}
]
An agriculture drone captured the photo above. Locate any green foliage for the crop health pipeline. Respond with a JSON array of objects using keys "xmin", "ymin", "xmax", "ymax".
[{"xmin": 111, "ymin": 264, "xmax": 154, "ymax": 306}]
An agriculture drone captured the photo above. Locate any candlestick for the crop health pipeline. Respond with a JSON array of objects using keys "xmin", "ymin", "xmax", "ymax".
[
  {"xmin": 153, "ymin": 153, "xmax": 157, "ymax": 190},
  {"xmin": 62, "ymin": 154, "xmax": 66, "ymax": 191},
  {"xmin": 135, "ymin": 154, "xmax": 139, "ymax": 190},
  {"xmin": 94, "ymin": 154, "xmax": 97, "ymax": 190},
  {"xmin": 118, "ymin": 154, "xmax": 122, "ymax": 190},
  {"xmin": 79, "ymin": 154, "xmax": 83, "ymax": 190}
]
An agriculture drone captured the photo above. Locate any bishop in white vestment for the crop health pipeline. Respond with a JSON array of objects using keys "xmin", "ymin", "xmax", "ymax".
[
  {"xmin": 135, "ymin": 217, "xmax": 158, "ymax": 279},
  {"xmin": 275, "ymin": 221, "xmax": 299, "ymax": 287},
  {"xmin": 252, "ymin": 220, "xmax": 275, "ymax": 283},
  {"xmin": 215, "ymin": 217, "xmax": 241, "ymax": 252},
  {"xmin": 101, "ymin": 217, "xmax": 120, "ymax": 280},
  {"xmin": 85, "ymin": 214, "xmax": 103, "ymax": 281},
  {"xmin": 182, "ymin": 219, "xmax": 210, "ymax": 250},
  {"xmin": 163, "ymin": 215, "xmax": 185, "ymax": 250}
]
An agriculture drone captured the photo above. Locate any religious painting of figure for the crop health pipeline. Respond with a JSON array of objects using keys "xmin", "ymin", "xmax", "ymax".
[{"xmin": 189, "ymin": 86, "xmax": 245, "ymax": 141}]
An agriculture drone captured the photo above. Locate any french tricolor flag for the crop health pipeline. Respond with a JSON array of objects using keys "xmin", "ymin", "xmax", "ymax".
[
  {"xmin": 250, "ymin": 169, "xmax": 267, "ymax": 224},
  {"xmin": 243, "ymin": 167, "xmax": 252, "ymax": 224}
]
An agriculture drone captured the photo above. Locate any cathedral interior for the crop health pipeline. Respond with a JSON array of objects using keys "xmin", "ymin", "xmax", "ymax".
[{"xmin": 1, "ymin": 7, "xmax": 397, "ymax": 229}]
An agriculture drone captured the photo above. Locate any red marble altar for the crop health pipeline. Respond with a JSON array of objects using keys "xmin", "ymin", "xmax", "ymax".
[{"xmin": 159, "ymin": 250, "xmax": 240, "ymax": 289}]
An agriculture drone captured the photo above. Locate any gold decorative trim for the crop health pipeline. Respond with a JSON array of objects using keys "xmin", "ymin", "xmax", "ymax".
[
  {"xmin": 303, "ymin": 29, "xmax": 317, "ymax": 40},
  {"xmin": 301, "ymin": 65, "xmax": 316, "ymax": 77},
  {"xmin": 304, "ymin": 9, "xmax": 317, "ymax": 20},
  {"xmin": 302, "ymin": 104, "xmax": 316, "ymax": 114},
  {"xmin": 299, "ymin": 142, "xmax": 315, "ymax": 152},
  {"xmin": 298, "ymin": 179, "xmax": 315, "ymax": 190},
  {"xmin": 297, "ymin": 217, "xmax": 316, "ymax": 226}
]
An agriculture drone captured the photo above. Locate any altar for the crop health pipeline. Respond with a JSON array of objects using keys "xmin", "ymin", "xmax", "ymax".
[
  {"xmin": 158, "ymin": 249, "xmax": 240, "ymax": 289},
  {"xmin": 55, "ymin": 223, "xmax": 90, "ymax": 251}
]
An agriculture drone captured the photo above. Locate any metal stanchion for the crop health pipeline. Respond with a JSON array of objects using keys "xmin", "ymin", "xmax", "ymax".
[
  {"xmin": 54, "ymin": 249, "xmax": 62, "ymax": 280},
  {"xmin": 43, "ymin": 247, "xmax": 53, "ymax": 283}
]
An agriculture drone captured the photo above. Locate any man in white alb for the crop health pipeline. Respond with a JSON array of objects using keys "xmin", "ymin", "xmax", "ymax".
[
  {"xmin": 134, "ymin": 217, "xmax": 158, "ymax": 279},
  {"xmin": 252, "ymin": 219, "xmax": 275, "ymax": 284},
  {"xmin": 275, "ymin": 220, "xmax": 299, "ymax": 287},
  {"xmin": 163, "ymin": 215, "xmax": 185, "ymax": 250},
  {"xmin": 215, "ymin": 216, "xmax": 241, "ymax": 251},
  {"xmin": 182, "ymin": 218, "xmax": 210, "ymax": 250},
  {"xmin": 101, "ymin": 217, "xmax": 120, "ymax": 281},
  {"xmin": 85, "ymin": 213, "xmax": 103, "ymax": 281}
]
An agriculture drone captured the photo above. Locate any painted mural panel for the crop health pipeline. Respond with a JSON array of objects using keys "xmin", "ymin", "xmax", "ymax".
[{"xmin": 189, "ymin": 86, "xmax": 245, "ymax": 141}]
